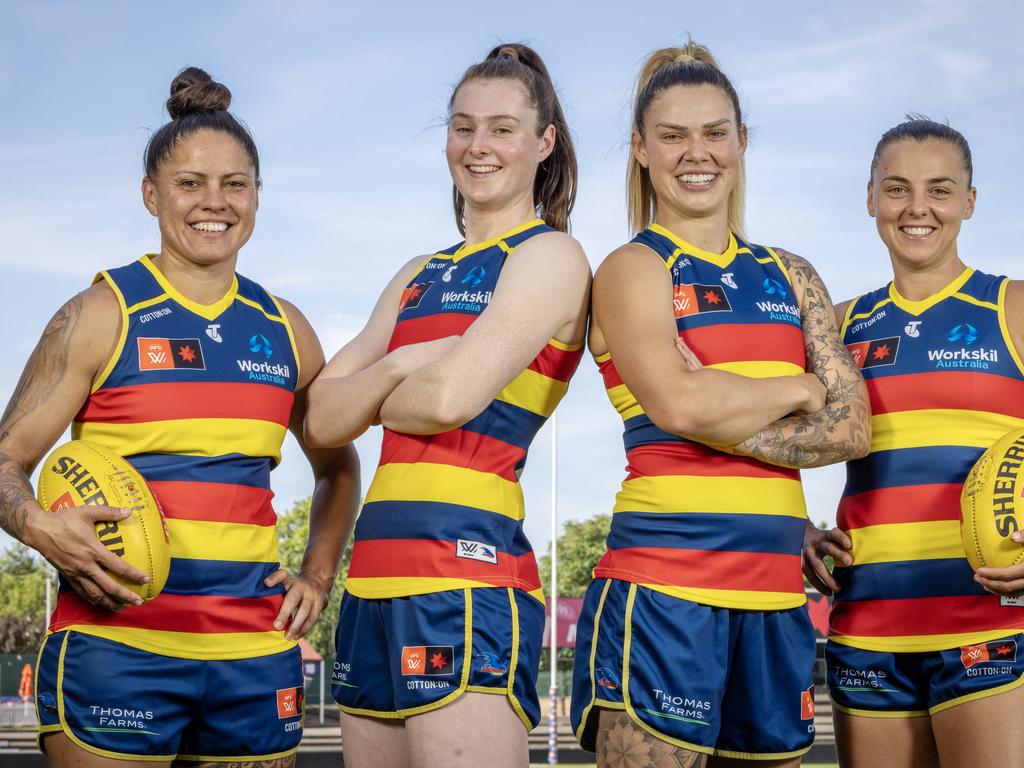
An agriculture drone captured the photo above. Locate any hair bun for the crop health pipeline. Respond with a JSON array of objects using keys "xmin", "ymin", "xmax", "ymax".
[{"xmin": 166, "ymin": 67, "xmax": 231, "ymax": 120}]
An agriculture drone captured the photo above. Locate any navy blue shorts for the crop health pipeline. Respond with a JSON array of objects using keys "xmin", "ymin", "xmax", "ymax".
[
  {"xmin": 35, "ymin": 630, "xmax": 303, "ymax": 761},
  {"xmin": 571, "ymin": 579, "xmax": 816, "ymax": 760},
  {"xmin": 332, "ymin": 587, "xmax": 543, "ymax": 728},
  {"xmin": 827, "ymin": 634, "xmax": 1024, "ymax": 717}
]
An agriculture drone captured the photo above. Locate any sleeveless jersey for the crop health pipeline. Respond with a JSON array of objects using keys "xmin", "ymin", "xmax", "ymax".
[
  {"xmin": 830, "ymin": 267, "xmax": 1024, "ymax": 652},
  {"xmin": 592, "ymin": 224, "xmax": 809, "ymax": 611},
  {"xmin": 344, "ymin": 219, "xmax": 583, "ymax": 602},
  {"xmin": 50, "ymin": 255, "xmax": 299, "ymax": 660}
]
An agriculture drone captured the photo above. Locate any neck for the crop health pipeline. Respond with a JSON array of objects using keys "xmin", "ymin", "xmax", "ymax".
[
  {"xmin": 653, "ymin": 207, "xmax": 731, "ymax": 254},
  {"xmin": 151, "ymin": 248, "xmax": 238, "ymax": 304},
  {"xmin": 890, "ymin": 249, "xmax": 968, "ymax": 301},
  {"xmin": 461, "ymin": 193, "xmax": 539, "ymax": 247}
]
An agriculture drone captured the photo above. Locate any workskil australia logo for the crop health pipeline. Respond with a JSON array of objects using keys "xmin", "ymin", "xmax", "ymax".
[{"xmin": 928, "ymin": 322, "xmax": 998, "ymax": 370}]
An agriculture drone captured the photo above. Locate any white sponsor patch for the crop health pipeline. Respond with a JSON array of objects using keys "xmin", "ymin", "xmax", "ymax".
[
  {"xmin": 456, "ymin": 539, "xmax": 497, "ymax": 564},
  {"xmin": 1001, "ymin": 596, "xmax": 1024, "ymax": 607}
]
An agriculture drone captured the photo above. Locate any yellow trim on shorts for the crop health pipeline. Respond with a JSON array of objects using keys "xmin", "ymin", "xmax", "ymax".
[
  {"xmin": 829, "ymin": 628, "xmax": 1024, "ymax": 653},
  {"xmin": 620, "ymin": 583, "xmax": 715, "ymax": 756},
  {"xmin": 928, "ymin": 671, "xmax": 1024, "ymax": 715},
  {"xmin": 176, "ymin": 746, "xmax": 299, "ymax": 763},
  {"xmin": 574, "ymin": 579, "xmax": 613, "ymax": 744},
  {"xmin": 713, "ymin": 744, "xmax": 812, "ymax": 761},
  {"xmin": 54, "ymin": 631, "xmax": 176, "ymax": 762},
  {"xmin": 504, "ymin": 587, "xmax": 533, "ymax": 730},
  {"xmin": 337, "ymin": 587, "xmax": 534, "ymax": 729},
  {"xmin": 831, "ymin": 700, "xmax": 929, "ymax": 719}
]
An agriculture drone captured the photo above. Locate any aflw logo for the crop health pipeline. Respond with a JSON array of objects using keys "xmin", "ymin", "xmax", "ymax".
[{"xmin": 456, "ymin": 539, "xmax": 497, "ymax": 564}]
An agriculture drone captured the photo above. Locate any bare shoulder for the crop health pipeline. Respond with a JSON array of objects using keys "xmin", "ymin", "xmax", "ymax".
[
  {"xmin": 1005, "ymin": 278, "xmax": 1024, "ymax": 307},
  {"xmin": 834, "ymin": 298, "xmax": 854, "ymax": 329},
  {"xmin": 271, "ymin": 296, "xmax": 325, "ymax": 388},
  {"xmin": 595, "ymin": 241, "xmax": 665, "ymax": 283},
  {"xmin": 770, "ymin": 246, "xmax": 820, "ymax": 283},
  {"xmin": 513, "ymin": 230, "xmax": 590, "ymax": 276}
]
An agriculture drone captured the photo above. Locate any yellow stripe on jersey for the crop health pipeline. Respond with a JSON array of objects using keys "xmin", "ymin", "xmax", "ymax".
[
  {"xmin": 706, "ymin": 361, "xmax": 806, "ymax": 378},
  {"xmin": 365, "ymin": 462, "xmax": 525, "ymax": 520},
  {"xmin": 124, "ymin": 294, "xmax": 173, "ymax": 316},
  {"xmin": 848, "ymin": 298, "xmax": 891, "ymax": 323},
  {"xmin": 613, "ymin": 475, "xmax": 807, "ymax": 517},
  {"xmin": 495, "ymin": 368, "xmax": 570, "ymax": 418},
  {"xmin": 345, "ymin": 577, "xmax": 546, "ymax": 603},
  {"xmin": 645, "ymin": 583, "xmax": 807, "ymax": 611},
  {"xmin": 167, "ymin": 519, "xmax": 279, "ymax": 563},
  {"xmin": 871, "ymin": 409, "xmax": 1024, "ymax": 451},
  {"xmin": 61, "ymin": 625, "xmax": 294, "ymax": 661},
  {"xmin": 605, "ymin": 383, "xmax": 645, "ymax": 421},
  {"xmin": 92, "ymin": 271, "xmax": 131, "ymax": 393},
  {"xmin": 74, "ymin": 419, "xmax": 287, "ymax": 463},
  {"xmin": 830, "ymin": 628, "xmax": 1024, "ymax": 655},
  {"xmin": 952, "ymin": 292, "xmax": 998, "ymax": 311},
  {"xmin": 850, "ymin": 521, "xmax": 963, "ymax": 565}
]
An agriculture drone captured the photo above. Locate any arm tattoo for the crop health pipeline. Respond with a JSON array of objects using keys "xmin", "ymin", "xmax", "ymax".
[
  {"xmin": 0, "ymin": 295, "xmax": 83, "ymax": 540},
  {"xmin": 598, "ymin": 710, "xmax": 707, "ymax": 768},
  {"xmin": 735, "ymin": 249, "xmax": 870, "ymax": 468}
]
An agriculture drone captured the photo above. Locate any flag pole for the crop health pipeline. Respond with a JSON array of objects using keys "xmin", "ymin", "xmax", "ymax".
[{"xmin": 548, "ymin": 412, "xmax": 559, "ymax": 765}]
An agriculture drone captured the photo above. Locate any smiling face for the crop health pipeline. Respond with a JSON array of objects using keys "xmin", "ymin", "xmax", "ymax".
[
  {"xmin": 446, "ymin": 77, "xmax": 555, "ymax": 218},
  {"xmin": 868, "ymin": 138, "xmax": 976, "ymax": 271},
  {"xmin": 141, "ymin": 128, "xmax": 259, "ymax": 267},
  {"xmin": 633, "ymin": 83, "xmax": 746, "ymax": 230}
]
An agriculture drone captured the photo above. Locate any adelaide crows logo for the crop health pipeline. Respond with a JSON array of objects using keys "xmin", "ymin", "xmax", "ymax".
[{"xmin": 399, "ymin": 281, "xmax": 434, "ymax": 313}]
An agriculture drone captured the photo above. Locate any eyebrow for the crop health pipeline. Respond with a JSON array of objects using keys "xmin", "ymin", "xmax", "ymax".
[
  {"xmin": 881, "ymin": 175, "xmax": 958, "ymax": 185},
  {"xmin": 450, "ymin": 113, "xmax": 522, "ymax": 122},
  {"xmin": 655, "ymin": 118, "xmax": 732, "ymax": 131},
  {"xmin": 174, "ymin": 170, "xmax": 252, "ymax": 177}
]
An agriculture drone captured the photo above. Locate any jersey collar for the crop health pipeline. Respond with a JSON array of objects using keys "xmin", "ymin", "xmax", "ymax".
[
  {"xmin": 141, "ymin": 255, "xmax": 239, "ymax": 321},
  {"xmin": 649, "ymin": 223, "xmax": 738, "ymax": 269},
  {"xmin": 888, "ymin": 266, "xmax": 974, "ymax": 317}
]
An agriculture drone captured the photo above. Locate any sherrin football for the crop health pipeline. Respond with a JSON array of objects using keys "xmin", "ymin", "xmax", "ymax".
[
  {"xmin": 37, "ymin": 440, "xmax": 170, "ymax": 602},
  {"xmin": 961, "ymin": 427, "xmax": 1024, "ymax": 571}
]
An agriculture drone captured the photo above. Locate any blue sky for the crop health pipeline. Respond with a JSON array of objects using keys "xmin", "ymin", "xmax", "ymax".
[{"xmin": 2, "ymin": 1, "xmax": 1022, "ymax": 557}]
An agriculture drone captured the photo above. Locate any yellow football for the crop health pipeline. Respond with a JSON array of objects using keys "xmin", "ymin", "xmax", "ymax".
[
  {"xmin": 37, "ymin": 439, "xmax": 170, "ymax": 601},
  {"xmin": 961, "ymin": 427, "xmax": 1024, "ymax": 571}
]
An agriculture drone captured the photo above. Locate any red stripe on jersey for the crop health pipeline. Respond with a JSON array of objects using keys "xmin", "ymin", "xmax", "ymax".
[
  {"xmin": 598, "ymin": 357, "xmax": 623, "ymax": 390},
  {"xmin": 681, "ymin": 323, "xmax": 806, "ymax": 367},
  {"xmin": 838, "ymin": 483, "xmax": 963, "ymax": 530},
  {"xmin": 866, "ymin": 371, "xmax": 1024, "ymax": 417},
  {"xmin": 388, "ymin": 313, "xmax": 474, "ymax": 352},
  {"xmin": 347, "ymin": 538, "xmax": 541, "ymax": 592},
  {"xmin": 594, "ymin": 547, "xmax": 803, "ymax": 594},
  {"xmin": 76, "ymin": 382, "xmax": 293, "ymax": 425},
  {"xmin": 526, "ymin": 343, "xmax": 584, "ymax": 382},
  {"xmin": 830, "ymin": 595, "xmax": 1024, "ymax": 638},
  {"xmin": 50, "ymin": 592, "xmax": 283, "ymax": 634},
  {"xmin": 625, "ymin": 443, "xmax": 800, "ymax": 481},
  {"xmin": 379, "ymin": 430, "xmax": 524, "ymax": 482},
  {"xmin": 148, "ymin": 480, "xmax": 276, "ymax": 525}
]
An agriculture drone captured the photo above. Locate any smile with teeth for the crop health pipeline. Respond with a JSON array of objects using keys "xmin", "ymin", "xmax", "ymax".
[
  {"xmin": 677, "ymin": 173, "xmax": 716, "ymax": 186},
  {"xmin": 190, "ymin": 222, "xmax": 229, "ymax": 232},
  {"xmin": 901, "ymin": 226, "xmax": 935, "ymax": 238},
  {"xmin": 467, "ymin": 164, "xmax": 501, "ymax": 174}
]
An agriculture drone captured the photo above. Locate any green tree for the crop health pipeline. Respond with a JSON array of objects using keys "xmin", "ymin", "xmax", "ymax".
[
  {"xmin": 538, "ymin": 514, "xmax": 611, "ymax": 597},
  {"xmin": 0, "ymin": 542, "xmax": 55, "ymax": 653},
  {"xmin": 276, "ymin": 497, "xmax": 353, "ymax": 659}
]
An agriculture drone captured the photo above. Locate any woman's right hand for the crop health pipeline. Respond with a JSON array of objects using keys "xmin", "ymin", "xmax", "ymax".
[
  {"xmin": 794, "ymin": 373, "xmax": 828, "ymax": 414},
  {"xmin": 390, "ymin": 336, "xmax": 461, "ymax": 374}
]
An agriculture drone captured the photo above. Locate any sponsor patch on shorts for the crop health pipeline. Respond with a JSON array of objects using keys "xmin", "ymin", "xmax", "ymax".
[{"xmin": 401, "ymin": 646, "xmax": 455, "ymax": 676}]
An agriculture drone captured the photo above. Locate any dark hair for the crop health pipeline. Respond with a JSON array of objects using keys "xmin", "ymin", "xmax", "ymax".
[
  {"xmin": 628, "ymin": 41, "xmax": 745, "ymax": 235},
  {"xmin": 144, "ymin": 67, "xmax": 260, "ymax": 181},
  {"xmin": 449, "ymin": 43, "xmax": 577, "ymax": 234},
  {"xmin": 870, "ymin": 115, "xmax": 973, "ymax": 186}
]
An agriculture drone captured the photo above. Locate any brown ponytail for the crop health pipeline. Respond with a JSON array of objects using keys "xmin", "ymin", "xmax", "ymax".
[
  {"xmin": 449, "ymin": 43, "xmax": 577, "ymax": 234},
  {"xmin": 627, "ymin": 41, "xmax": 745, "ymax": 236}
]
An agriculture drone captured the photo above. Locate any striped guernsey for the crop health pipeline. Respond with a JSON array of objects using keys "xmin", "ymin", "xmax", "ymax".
[
  {"xmin": 831, "ymin": 267, "xmax": 1024, "ymax": 652},
  {"xmin": 592, "ymin": 224, "xmax": 810, "ymax": 611},
  {"xmin": 344, "ymin": 220, "xmax": 583, "ymax": 602},
  {"xmin": 53, "ymin": 255, "xmax": 299, "ymax": 660}
]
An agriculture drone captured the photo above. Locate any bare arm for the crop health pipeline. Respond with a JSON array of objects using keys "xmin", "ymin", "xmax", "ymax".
[
  {"xmin": 731, "ymin": 250, "xmax": 871, "ymax": 468},
  {"xmin": 304, "ymin": 255, "xmax": 457, "ymax": 448},
  {"xmin": 378, "ymin": 231, "xmax": 591, "ymax": 434},
  {"xmin": 0, "ymin": 285, "xmax": 148, "ymax": 610},
  {"xmin": 594, "ymin": 243, "xmax": 825, "ymax": 446},
  {"xmin": 266, "ymin": 300, "xmax": 360, "ymax": 639}
]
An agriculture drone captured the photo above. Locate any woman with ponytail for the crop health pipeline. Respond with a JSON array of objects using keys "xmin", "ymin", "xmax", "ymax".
[
  {"xmin": 570, "ymin": 41, "xmax": 870, "ymax": 766},
  {"xmin": 306, "ymin": 44, "xmax": 589, "ymax": 768},
  {"xmin": 2, "ymin": 67, "xmax": 358, "ymax": 765}
]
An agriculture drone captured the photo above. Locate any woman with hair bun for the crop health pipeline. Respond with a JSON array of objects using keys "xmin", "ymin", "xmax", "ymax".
[
  {"xmin": 570, "ymin": 41, "xmax": 870, "ymax": 766},
  {"xmin": 805, "ymin": 117, "xmax": 1024, "ymax": 768},
  {"xmin": 0, "ymin": 67, "xmax": 358, "ymax": 765},
  {"xmin": 306, "ymin": 43, "xmax": 589, "ymax": 768}
]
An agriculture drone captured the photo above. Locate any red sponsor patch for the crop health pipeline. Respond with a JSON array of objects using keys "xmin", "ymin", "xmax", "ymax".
[
  {"xmin": 138, "ymin": 338, "xmax": 174, "ymax": 370},
  {"xmin": 846, "ymin": 337, "xmax": 900, "ymax": 369},
  {"xmin": 673, "ymin": 283, "xmax": 732, "ymax": 318},
  {"xmin": 402, "ymin": 646, "xmax": 425, "ymax": 675},
  {"xmin": 276, "ymin": 687, "xmax": 299, "ymax": 718},
  {"xmin": 801, "ymin": 687, "xmax": 815, "ymax": 720},
  {"xmin": 48, "ymin": 491, "xmax": 75, "ymax": 512}
]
